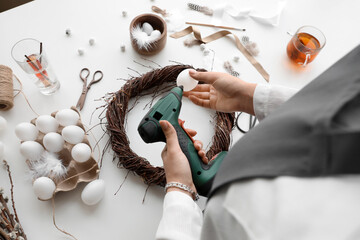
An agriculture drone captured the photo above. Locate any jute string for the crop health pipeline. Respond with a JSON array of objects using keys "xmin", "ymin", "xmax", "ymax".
[
  {"xmin": 0, "ymin": 65, "xmax": 14, "ymax": 111},
  {"xmin": 170, "ymin": 26, "xmax": 270, "ymax": 82}
]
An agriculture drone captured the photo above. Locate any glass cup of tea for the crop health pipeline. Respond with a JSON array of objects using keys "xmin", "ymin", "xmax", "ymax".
[
  {"xmin": 11, "ymin": 38, "xmax": 60, "ymax": 95},
  {"xmin": 286, "ymin": 26, "xmax": 326, "ymax": 67}
]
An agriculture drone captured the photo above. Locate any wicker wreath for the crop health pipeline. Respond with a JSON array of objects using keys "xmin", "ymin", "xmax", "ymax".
[{"xmin": 106, "ymin": 65, "xmax": 235, "ymax": 187}]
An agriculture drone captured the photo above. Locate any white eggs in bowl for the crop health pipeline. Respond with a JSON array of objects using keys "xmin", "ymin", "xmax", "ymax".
[
  {"xmin": 35, "ymin": 115, "xmax": 59, "ymax": 134},
  {"xmin": 20, "ymin": 141, "xmax": 44, "ymax": 161},
  {"xmin": 43, "ymin": 132, "xmax": 64, "ymax": 153},
  {"xmin": 61, "ymin": 125, "xmax": 85, "ymax": 145},
  {"xmin": 81, "ymin": 179, "xmax": 105, "ymax": 206},
  {"xmin": 15, "ymin": 122, "xmax": 39, "ymax": 141},
  {"xmin": 55, "ymin": 109, "xmax": 80, "ymax": 126},
  {"xmin": 71, "ymin": 143, "xmax": 91, "ymax": 163},
  {"xmin": 33, "ymin": 176, "xmax": 56, "ymax": 200}
]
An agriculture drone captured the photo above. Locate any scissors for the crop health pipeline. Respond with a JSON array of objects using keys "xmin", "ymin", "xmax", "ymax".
[{"xmin": 76, "ymin": 68, "xmax": 103, "ymax": 110}]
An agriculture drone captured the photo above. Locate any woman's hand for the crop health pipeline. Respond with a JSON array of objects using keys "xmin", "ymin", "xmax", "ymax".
[
  {"xmin": 160, "ymin": 120, "xmax": 197, "ymax": 198},
  {"xmin": 184, "ymin": 70, "xmax": 257, "ymax": 115}
]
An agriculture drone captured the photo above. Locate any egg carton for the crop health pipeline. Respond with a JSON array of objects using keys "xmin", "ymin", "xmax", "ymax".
[{"xmin": 26, "ymin": 107, "xmax": 99, "ymax": 197}]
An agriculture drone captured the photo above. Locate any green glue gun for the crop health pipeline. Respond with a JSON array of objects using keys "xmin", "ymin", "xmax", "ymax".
[{"xmin": 137, "ymin": 86, "xmax": 227, "ymax": 196}]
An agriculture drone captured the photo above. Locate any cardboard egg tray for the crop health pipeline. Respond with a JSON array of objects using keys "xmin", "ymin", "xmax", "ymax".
[{"xmin": 28, "ymin": 107, "xmax": 99, "ymax": 194}]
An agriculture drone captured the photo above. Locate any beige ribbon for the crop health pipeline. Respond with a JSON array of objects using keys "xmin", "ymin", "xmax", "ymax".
[{"xmin": 170, "ymin": 26, "xmax": 270, "ymax": 82}]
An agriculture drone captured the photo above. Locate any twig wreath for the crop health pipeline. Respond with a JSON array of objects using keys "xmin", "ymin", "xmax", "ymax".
[{"xmin": 105, "ymin": 64, "xmax": 235, "ymax": 187}]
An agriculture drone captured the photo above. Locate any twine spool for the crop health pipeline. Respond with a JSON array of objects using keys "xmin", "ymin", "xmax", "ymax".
[{"xmin": 0, "ymin": 65, "xmax": 14, "ymax": 111}]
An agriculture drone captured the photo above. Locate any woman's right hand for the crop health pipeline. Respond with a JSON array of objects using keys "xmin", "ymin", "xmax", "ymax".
[{"xmin": 184, "ymin": 70, "xmax": 257, "ymax": 115}]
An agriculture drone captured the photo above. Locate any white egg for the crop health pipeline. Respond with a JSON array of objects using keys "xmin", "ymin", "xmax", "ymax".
[
  {"xmin": 0, "ymin": 116, "xmax": 7, "ymax": 132},
  {"xmin": 43, "ymin": 132, "xmax": 64, "ymax": 152},
  {"xmin": 15, "ymin": 122, "xmax": 39, "ymax": 141},
  {"xmin": 81, "ymin": 179, "xmax": 105, "ymax": 206},
  {"xmin": 176, "ymin": 69, "xmax": 199, "ymax": 91},
  {"xmin": 33, "ymin": 177, "xmax": 56, "ymax": 200},
  {"xmin": 55, "ymin": 109, "xmax": 80, "ymax": 127},
  {"xmin": 20, "ymin": 141, "xmax": 44, "ymax": 161},
  {"xmin": 142, "ymin": 22, "xmax": 154, "ymax": 36},
  {"xmin": 71, "ymin": 143, "xmax": 91, "ymax": 163},
  {"xmin": 61, "ymin": 125, "xmax": 85, "ymax": 144},
  {"xmin": 0, "ymin": 141, "xmax": 4, "ymax": 161},
  {"xmin": 149, "ymin": 30, "xmax": 161, "ymax": 41},
  {"xmin": 35, "ymin": 115, "xmax": 59, "ymax": 134}
]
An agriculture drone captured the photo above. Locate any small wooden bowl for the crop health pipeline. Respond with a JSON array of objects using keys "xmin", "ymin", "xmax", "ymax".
[{"xmin": 130, "ymin": 13, "xmax": 167, "ymax": 55}]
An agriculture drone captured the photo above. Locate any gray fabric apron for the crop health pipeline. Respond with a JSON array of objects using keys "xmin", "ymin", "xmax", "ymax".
[{"xmin": 209, "ymin": 45, "xmax": 360, "ymax": 197}]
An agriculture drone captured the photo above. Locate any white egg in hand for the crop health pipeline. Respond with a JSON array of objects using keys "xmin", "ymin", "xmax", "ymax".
[
  {"xmin": 55, "ymin": 109, "xmax": 80, "ymax": 126},
  {"xmin": 71, "ymin": 143, "xmax": 91, "ymax": 163},
  {"xmin": 176, "ymin": 69, "xmax": 199, "ymax": 91},
  {"xmin": 0, "ymin": 116, "xmax": 7, "ymax": 132},
  {"xmin": 142, "ymin": 22, "xmax": 154, "ymax": 36},
  {"xmin": 0, "ymin": 141, "xmax": 4, "ymax": 161},
  {"xmin": 20, "ymin": 141, "xmax": 44, "ymax": 161},
  {"xmin": 35, "ymin": 115, "xmax": 59, "ymax": 134},
  {"xmin": 43, "ymin": 132, "xmax": 64, "ymax": 152},
  {"xmin": 81, "ymin": 179, "xmax": 106, "ymax": 205},
  {"xmin": 15, "ymin": 122, "xmax": 39, "ymax": 141},
  {"xmin": 61, "ymin": 125, "xmax": 85, "ymax": 144},
  {"xmin": 149, "ymin": 30, "xmax": 161, "ymax": 42},
  {"xmin": 33, "ymin": 177, "xmax": 56, "ymax": 200}
]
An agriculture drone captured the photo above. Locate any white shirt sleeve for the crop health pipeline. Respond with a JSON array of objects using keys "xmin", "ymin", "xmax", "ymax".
[
  {"xmin": 155, "ymin": 191, "xmax": 203, "ymax": 240},
  {"xmin": 253, "ymin": 84, "xmax": 298, "ymax": 121}
]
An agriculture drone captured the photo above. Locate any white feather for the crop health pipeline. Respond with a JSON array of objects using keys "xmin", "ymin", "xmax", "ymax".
[
  {"xmin": 131, "ymin": 24, "xmax": 159, "ymax": 51},
  {"xmin": 29, "ymin": 151, "xmax": 67, "ymax": 181}
]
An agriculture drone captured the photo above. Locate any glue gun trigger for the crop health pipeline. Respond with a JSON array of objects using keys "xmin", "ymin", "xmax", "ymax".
[{"xmin": 178, "ymin": 119, "xmax": 209, "ymax": 164}]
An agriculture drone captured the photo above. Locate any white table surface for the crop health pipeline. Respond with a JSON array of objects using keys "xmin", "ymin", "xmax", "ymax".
[{"xmin": 0, "ymin": 0, "xmax": 359, "ymax": 239}]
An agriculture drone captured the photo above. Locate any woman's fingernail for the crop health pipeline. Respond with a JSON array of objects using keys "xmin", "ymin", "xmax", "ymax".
[
  {"xmin": 189, "ymin": 69, "xmax": 196, "ymax": 75},
  {"xmin": 160, "ymin": 121, "xmax": 168, "ymax": 130}
]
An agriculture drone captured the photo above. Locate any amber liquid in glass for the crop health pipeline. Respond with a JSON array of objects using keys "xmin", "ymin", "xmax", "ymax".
[{"xmin": 287, "ymin": 32, "xmax": 321, "ymax": 65}]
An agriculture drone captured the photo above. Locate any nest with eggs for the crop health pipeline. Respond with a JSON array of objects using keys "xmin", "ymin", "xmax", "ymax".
[{"xmin": 105, "ymin": 64, "xmax": 235, "ymax": 187}]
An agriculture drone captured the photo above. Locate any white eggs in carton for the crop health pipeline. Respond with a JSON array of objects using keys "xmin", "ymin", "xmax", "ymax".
[
  {"xmin": 15, "ymin": 122, "xmax": 39, "ymax": 141},
  {"xmin": 35, "ymin": 115, "xmax": 59, "ymax": 134},
  {"xmin": 16, "ymin": 107, "xmax": 100, "ymax": 202},
  {"xmin": 33, "ymin": 176, "xmax": 56, "ymax": 200},
  {"xmin": 20, "ymin": 141, "xmax": 44, "ymax": 161},
  {"xmin": 55, "ymin": 109, "xmax": 80, "ymax": 126},
  {"xmin": 62, "ymin": 125, "xmax": 85, "ymax": 145},
  {"xmin": 43, "ymin": 132, "xmax": 64, "ymax": 153},
  {"xmin": 71, "ymin": 143, "xmax": 91, "ymax": 163}
]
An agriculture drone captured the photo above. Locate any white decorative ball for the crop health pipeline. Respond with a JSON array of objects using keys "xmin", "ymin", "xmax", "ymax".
[
  {"xmin": 176, "ymin": 69, "xmax": 199, "ymax": 91},
  {"xmin": 120, "ymin": 44, "xmax": 126, "ymax": 52},
  {"xmin": 33, "ymin": 177, "xmax": 56, "ymax": 200},
  {"xmin": 65, "ymin": 28, "xmax": 71, "ymax": 36},
  {"xmin": 78, "ymin": 48, "xmax": 85, "ymax": 56},
  {"xmin": 89, "ymin": 38, "xmax": 95, "ymax": 46}
]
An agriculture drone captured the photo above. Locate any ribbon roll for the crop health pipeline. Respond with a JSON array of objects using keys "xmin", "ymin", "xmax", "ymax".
[
  {"xmin": 170, "ymin": 26, "xmax": 270, "ymax": 82},
  {"xmin": 0, "ymin": 65, "xmax": 14, "ymax": 111}
]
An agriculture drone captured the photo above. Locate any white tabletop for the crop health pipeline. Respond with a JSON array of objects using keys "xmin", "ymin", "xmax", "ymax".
[{"xmin": 0, "ymin": 0, "xmax": 359, "ymax": 239}]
